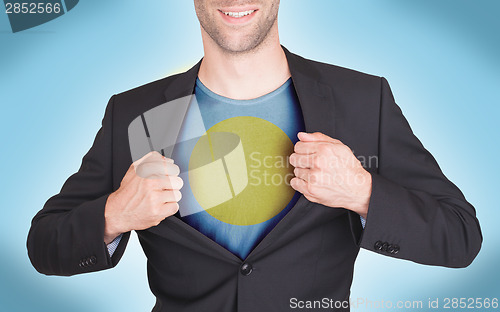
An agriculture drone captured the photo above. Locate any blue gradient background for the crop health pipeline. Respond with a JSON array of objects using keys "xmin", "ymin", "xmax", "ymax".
[{"xmin": 0, "ymin": 1, "xmax": 498, "ymax": 311}]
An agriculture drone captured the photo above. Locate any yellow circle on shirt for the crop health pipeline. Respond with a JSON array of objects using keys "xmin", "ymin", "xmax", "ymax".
[{"xmin": 188, "ymin": 116, "xmax": 295, "ymax": 225}]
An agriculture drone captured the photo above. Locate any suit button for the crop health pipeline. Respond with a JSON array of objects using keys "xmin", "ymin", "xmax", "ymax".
[
  {"xmin": 374, "ymin": 241, "xmax": 383, "ymax": 251},
  {"xmin": 84, "ymin": 258, "xmax": 90, "ymax": 266},
  {"xmin": 387, "ymin": 244, "xmax": 395, "ymax": 254},
  {"xmin": 240, "ymin": 263, "xmax": 253, "ymax": 276},
  {"xmin": 393, "ymin": 245, "xmax": 400, "ymax": 254},
  {"xmin": 89, "ymin": 256, "xmax": 97, "ymax": 265},
  {"xmin": 381, "ymin": 242, "xmax": 389, "ymax": 252},
  {"xmin": 79, "ymin": 259, "xmax": 86, "ymax": 267}
]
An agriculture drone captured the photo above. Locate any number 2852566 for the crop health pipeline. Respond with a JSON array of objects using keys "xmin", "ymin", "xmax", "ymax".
[{"xmin": 5, "ymin": 2, "xmax": 62, "ymax": 14}]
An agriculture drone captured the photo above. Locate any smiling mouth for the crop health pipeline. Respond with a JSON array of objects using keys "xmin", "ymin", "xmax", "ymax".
[{"xmin": 219, "ymin": 9, "xmax": 257, "ymax": 18}]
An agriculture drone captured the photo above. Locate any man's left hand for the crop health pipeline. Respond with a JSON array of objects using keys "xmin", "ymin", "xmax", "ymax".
[{"xmin": 289, "ymin": 132, "xmax": 372, "ymax": 219}]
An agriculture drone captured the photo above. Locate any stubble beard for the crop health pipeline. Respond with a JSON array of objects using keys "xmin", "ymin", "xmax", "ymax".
[{"xmin": 197, "ymin": 3, "xmax": 279, "ymax": 55}]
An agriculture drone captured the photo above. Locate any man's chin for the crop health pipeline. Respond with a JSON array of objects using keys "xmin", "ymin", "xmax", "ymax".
[{"xmin": 216, "ymin": 37, "xmax": 265, "ymax": 55}]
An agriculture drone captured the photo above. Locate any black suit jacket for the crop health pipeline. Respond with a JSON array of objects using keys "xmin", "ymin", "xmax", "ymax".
[{"xmin": 27, "ymin": 46, "xmax": 482, "ymax": 311}]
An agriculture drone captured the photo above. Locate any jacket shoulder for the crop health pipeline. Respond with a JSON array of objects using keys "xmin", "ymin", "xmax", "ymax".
[
  {"xmin": 114, "ymin": 72, "xmax": 183, "ymax": 103},
  {"xmin": 291, "ymin": 52, "xmax": 382, "ymax": 87}
]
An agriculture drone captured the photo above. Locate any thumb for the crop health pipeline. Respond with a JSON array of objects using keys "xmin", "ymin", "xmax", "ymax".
[
  {"xmin": 134, "ymin": 151, "xmax": 159, "ymax": 166},
  {"xmin": 298, "ymin": 132, "xmax": 339, "ymax": 143},
  {"xmin": 134, "ymin": 151, "xmax": 173, "ymax": 167},
  {"xmin": 127, "ymin": 151, "xmax": 173, "ymax": 179}
]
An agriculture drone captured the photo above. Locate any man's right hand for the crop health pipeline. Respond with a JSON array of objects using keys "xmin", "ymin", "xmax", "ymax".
[{"xmin": 103, "ymin": 151, "xmax": 183, "ymax": 244}]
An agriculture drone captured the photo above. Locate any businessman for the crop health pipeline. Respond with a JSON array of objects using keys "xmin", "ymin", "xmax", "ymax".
[{"xmin": 27, "ymin": 1, "xmax": 482, "ymax": 311}]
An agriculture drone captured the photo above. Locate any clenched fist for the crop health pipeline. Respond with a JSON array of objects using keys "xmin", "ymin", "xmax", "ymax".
[
  {"xmin": 289, "ymin": 132, "xmax": 372, "ymax": 219},
  {"xmin": 104, "ymin": 151, "xmax": 183, "ymax": 244}
]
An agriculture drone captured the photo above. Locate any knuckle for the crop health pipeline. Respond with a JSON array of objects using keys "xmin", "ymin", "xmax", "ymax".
[
  {"xmin": 173, "ymin": 190, "xmax": 182, "ymax": 202},
  {"xmin": 163, "ymin": 157, "xmax": 174, "ymax": 164},
  {"xmin": 294, "ymin": 142, "xmax": 302, "ymax": 153},
  {"xmin": 174, "ymin": 176, "xmax": 184, "ymax": 189},
  {"xmin": 290, "ymin": 177, "xmax": 300, "ymax": 189},
  {"xmin": 147, "ymin": 151, "xmax": 162, "ymax": 162},
  {"xmin": 340, "ymin": 145, "xmax": 352, "ymax": 155},
  {"xmin": 138, "ymin": 162, "xmax": 151, "ymax": 171},
  {"xmin": 135, "ymin": 164, "xmax": 150, "ymax": 177},
  {"xmin": 166, "ymin": 202, "xmax": 179, "ymax": 215},
  {"xmin": 171, "ymin": 164, "xmax": 181, "ymax": 176}
]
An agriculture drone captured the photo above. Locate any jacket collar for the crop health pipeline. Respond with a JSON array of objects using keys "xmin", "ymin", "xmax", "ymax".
[{"xmin": 163, "ymin": 45, "xmax": 336, "ymax": 137}]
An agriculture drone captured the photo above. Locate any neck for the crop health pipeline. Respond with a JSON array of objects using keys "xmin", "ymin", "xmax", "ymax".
[{"xmin": 198, "ymin": 25, "xmax": 290, "ymax": 100}]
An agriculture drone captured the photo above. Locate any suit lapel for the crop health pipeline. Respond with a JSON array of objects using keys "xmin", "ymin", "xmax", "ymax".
[
  {"xmin": 157, "ymin": 47, "xmax": 338, "ymax": 261},
  {"xmin": 245, "ymin": 48, "xmax": 337, "ymax": 258},
  {"xmin": 283, "ymin": 46, "xmax": 336, "ymax": 136},
  {"xmin": 163, "ymin": 59, "xmax": 201, "ymax": 102}
]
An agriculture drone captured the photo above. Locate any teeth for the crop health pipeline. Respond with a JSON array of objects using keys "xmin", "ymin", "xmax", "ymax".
[{"xmin": 222, "ymin": 10, "xmax": 255, "ymax": 18}]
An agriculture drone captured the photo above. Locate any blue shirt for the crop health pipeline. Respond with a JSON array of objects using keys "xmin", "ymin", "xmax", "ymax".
[{"xmin": 169, "ymin": 77, "xmax": 305, "ymax": 259}]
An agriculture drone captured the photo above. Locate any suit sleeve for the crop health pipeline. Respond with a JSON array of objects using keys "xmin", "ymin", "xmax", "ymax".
[
  {"xmin": 27, "ymin": 95, "xmax": 131, "ymax": 276},
  {"xmin": 355, "ymin": 77, "xmax": 482, "ymax": 268}
]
